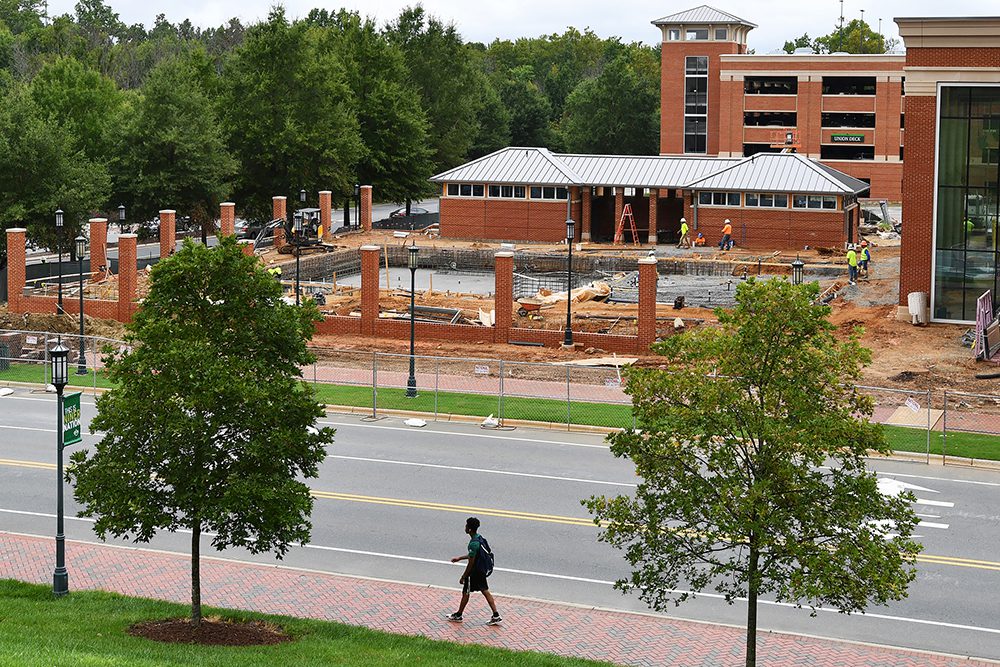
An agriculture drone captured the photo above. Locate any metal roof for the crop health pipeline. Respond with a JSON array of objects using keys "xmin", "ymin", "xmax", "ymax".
[
  {"xmin": 430, "ymin": 147, "xmax": 580, "ymax": 186},
  {"xmin": 684, "ymin": 153, "xmax": 870, "ymax": 194},
  {"xmin": 558, "ymin": 154, "xmax": 742, "ymax": 189},
  {"xmin": 651, "ymin": 5, "xmax": 756, "ymax": 27}
]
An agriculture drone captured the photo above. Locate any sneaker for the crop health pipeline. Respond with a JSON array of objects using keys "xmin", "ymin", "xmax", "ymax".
[
  {"xmin": 446, "ymin": 613, "xmax": 463, "ymax": 622},
  {"xmin": 487, "ymin": 613, "xmax": 502, "ymax": 626},
  {"xmin": 849, "ymin": 281, "xmax": 857, "ymax": 286}
]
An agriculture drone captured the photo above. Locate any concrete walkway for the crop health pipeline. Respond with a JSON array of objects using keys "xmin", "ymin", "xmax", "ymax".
[{"xmin": 0, "ymin": 532, "xmax": 993, "ymax": 666}]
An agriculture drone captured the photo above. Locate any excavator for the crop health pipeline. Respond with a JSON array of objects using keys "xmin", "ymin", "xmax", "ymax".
[{"xmin": 253, "ymin": 208, "xmax": 338, "ymax": 256}]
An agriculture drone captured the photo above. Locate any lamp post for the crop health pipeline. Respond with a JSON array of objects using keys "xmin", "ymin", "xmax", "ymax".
[
  {"xmin": 50, "ymin": 339, "xmax": 70, "ymax": 596},
  {"xmin": 55, "ymin": 209, "xmax": 64, "ymax": 315},
  {"xmin": 406, "ymin": 243, "xmax": 419, "ymax": 398},
  {"xmin": 74, "ymin": 236, "xmax": 87, "ymax": 375},
  {"xmin": 293, "ymin": 212, "xmax": 303, "ymax": 306},
  {"xmin": 118, "ymin": 204, "xmax": 125, "ymax": 232},
  {"xmin": 563, "ymin": 218, "xmax": 576, "ymax": 348},
  {"xmin": 791, "ymin": 255, "xmax": 805, "ymax": 285},
  {"xmin": 353, "ymin": 183, "xmax": 360, "ymax": 229}
]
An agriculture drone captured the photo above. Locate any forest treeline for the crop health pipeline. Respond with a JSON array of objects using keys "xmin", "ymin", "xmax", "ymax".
[{"xmin": 0, "ymin": 1, "xmax": 660, "ymax": 261}]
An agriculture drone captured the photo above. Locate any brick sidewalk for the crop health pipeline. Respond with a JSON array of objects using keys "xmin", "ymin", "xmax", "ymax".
[{"xmin": 0, "ymin": 532, "xmax": 993, "ymax": 667}]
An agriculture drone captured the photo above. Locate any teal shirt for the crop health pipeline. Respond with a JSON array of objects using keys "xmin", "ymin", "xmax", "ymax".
[{"xmin": 467, "ymin": 534, "xmax": 481, "ymax": 560}]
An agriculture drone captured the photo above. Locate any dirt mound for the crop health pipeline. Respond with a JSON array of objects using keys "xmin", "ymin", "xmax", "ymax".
[{"xmin": 128, "ymin": 617, "xmax": 291, "ymax": 646}]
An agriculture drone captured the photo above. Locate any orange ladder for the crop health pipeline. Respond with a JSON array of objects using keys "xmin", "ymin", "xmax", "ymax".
[{"xmin": 614, "ymin": 203, "xmax": 639, "ymax": 245}]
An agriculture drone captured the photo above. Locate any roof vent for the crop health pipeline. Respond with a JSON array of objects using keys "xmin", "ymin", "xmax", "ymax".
[{"xmin": 793, "ymin": 47, "xmax": 814, "ymax": 55}]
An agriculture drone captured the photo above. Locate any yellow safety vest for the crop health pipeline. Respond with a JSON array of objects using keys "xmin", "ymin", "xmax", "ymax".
[{"xmin": 847, "ymin": 250, "xmax": 857, "ymax": 267}]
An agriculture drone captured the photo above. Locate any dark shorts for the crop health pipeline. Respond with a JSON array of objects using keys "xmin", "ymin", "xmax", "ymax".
[{"xmin": 463, "ymin": 572, "xmax": 489, "ymax": 593}]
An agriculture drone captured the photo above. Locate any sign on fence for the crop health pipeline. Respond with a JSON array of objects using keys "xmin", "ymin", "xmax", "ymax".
[
  {"xmin": 63, "ymin": 392, "xmax": 82, "ymax": 446},
  {"xmin": 26, "ymin": 336, "xmax": 37, "ymax": 345},
  {"xmin": 474, "ymin": 364, "xmax": 490, "ymax": 375},
  {"xmin": 604, "ymin": 378, "xmax": 622, "ymax": 388},
  {"xmin": 905, "ymin": 396, "xmax": 921, "ymax": 413}
]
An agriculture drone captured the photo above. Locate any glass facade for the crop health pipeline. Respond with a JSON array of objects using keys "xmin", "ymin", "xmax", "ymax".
[{"xmin": 934, "ymin": 86, "xmax": 1000, "ymax": 321}]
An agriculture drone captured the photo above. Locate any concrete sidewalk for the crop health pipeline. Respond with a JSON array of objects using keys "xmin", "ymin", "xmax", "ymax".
[{"xmin": 0, "ymin": 532, "xmax": 993, "ymax": 666}]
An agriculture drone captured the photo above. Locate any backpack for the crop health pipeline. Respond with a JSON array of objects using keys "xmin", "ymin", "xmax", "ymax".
[{"xmin": 474, "ymin": 536, "xmax": 495, "ymax": 577}]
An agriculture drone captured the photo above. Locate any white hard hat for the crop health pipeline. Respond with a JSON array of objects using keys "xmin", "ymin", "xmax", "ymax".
[
  {"xmin": 847, "ymin": 243, "xmax": 856, "ymax": 250},
  {"xmin": 724, "ymin": 218, "xmax": 731, "ymax": 223},
  {"xmin": 680, "ymin": 217, "xmax": 686, "ymax": 222}
]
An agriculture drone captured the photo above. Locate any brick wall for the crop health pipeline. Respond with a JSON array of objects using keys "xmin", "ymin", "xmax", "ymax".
[
  {"xmin": 660, "ymin": 42, "xmax": 740, "ymax": 155},
  {"xmin": 825, "ymin": 160, "xmax": 903, "ymax": 200},
  {"xmin": 360, "ymin": 185, "xmax": 373, "ymax": 232},
  {"xmin": 439, "ymin": 198, "xmax": 569, "ymax": 242},
  {"xmin": 220, "ymin": 203, "xmax": 235, "ymax": 237},
  {"xmin": 159, "ymin": 210, "xmax": 175, "ymax": 259},
  {"xmin": 647, "ymin": 190, "xmax": 658, "ymax": 244},
  {"xmin": 899, "ymin": 95, "xmax": 936, "ymax": 306},
  {"xmin": 907, "ymin": 48, "xmax": 1000, "ymax": 68},
  {"xmin": 88, "ymin": 218, "xmax": 107, "ymax": 279},
  {"xmin": 360, "ymin": 245, "xmax": 380, "ymax": 335},
  {"xmin": 315, "ymin": 315, "xmax": 362, "ymax": 336},
  {"xmin": 117, "ymin": 234, "xmax": 138, "ymax": 321},
  {"xmin": 5, "ymin": 228, "xmax": 25, "ymax": 312},
  {"xmin": 272, "ymin": 197, "xmax": 287, "ymax": 251},
  {"xmin": 695, "ymin": 206, "xmax": 848, "ymax": 250},
  {"xmin": 319, "ymin": 191, "xmax": 332, "ymax": 240},
  {"xmin": 494, "ymin": 252, "xmax": 513, "ymax": 343},
  {"xmin": 239, "ymin": 239, "xmax": 255, "ymax": 256},
  {"xmin": 638, "ymin": 258, "xmax": 657, "ymax": 351}
]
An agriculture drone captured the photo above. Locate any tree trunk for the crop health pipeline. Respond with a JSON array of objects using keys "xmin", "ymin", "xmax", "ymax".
[
  {"xmin": 745, "ymin": 545, "xmax": 759, "ymax": 667},
  {"xmin": 191, "ymin": 519, "xmax": 202, "ymax": 627}
]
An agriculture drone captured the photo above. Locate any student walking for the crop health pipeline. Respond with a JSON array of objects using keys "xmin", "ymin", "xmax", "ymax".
[
  {"xmin": 447, "ymin": 517, "xmax": 501, "ymax": 625},
  {"xmin": 846, "ymin": 244, "xmax": 858, "ymax": 285},
  {"xmin": 677, "ymin": 218, "xmax": 691, "ymax": 248}
]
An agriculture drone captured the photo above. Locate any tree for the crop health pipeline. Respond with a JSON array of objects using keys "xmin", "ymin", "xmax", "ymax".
[
  {"xmin": 782, "ymin": 33, "xmax": 813, "ymax": 53},
  {"xmin": 813, "ymin": 19, "xmax": 898, "ymax": 54},
  {"xmin": 468, "ymin": 81, "xmax": 510, "ymax": 159},
  {"xmin": 68, "ymin": 237, "xmax": 334, "ymax": 626},
  {"xmin": 584, "ymin": 278, "xmax": 921, "ymax": 667},
  {"xmin": 498, "ymin": 65, "xmax": 552, "ymax": 147},
  {"xmin": 560, "ymin": 52, "xmax": 659, "ymax": 155},
  {"xmin": 116, "ymin": 50, "xmax": 235, "ymax": 231}
]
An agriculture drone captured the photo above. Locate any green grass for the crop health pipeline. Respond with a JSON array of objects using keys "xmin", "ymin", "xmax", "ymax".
[
  {"xmin": 882, "ymin": 423, "xmax": 1000, "ymax": 461},
  {"xmin": 0, "ymin": 580, "xmax": 611, "ymax": 667}
]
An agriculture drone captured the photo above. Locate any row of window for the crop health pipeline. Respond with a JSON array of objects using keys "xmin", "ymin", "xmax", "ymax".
[
  {"xmin": 445, "ymin": 183, "xmax": 568, "ymax": 200},
  {"xmin": 668, "ymin": 28, "xmax": 730, "ymax": 41},
  {"xmin": 697, "ymin": 191, "xmax": 839, "ymax": 209},
  {"xmin": 685, "ymin": 56, "xmax": 709, "ymax": 155},
  {"xmin": 742, "ymin": 76, "xmax": 881, "ymax": 96},
  {"xmin": 741, "ymin": 112, "xmax": 904, "ymax": 129}
]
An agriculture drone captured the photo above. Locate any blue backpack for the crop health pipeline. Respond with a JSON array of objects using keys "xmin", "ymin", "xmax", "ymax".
[{"xmin": 474, "ymin": 536, "xmax": 495, "ymax": 577}]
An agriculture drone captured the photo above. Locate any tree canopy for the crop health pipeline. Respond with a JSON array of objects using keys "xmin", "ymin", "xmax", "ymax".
[
  {"xmin": 68, "ymin": 236, "xmax": 335, "ymax": 625},
  {"xmin": 784, "ymin": 20, "xmax": 898, "ymax": 54},
  {"xmin": 584, "ymin": 278, "xmax": 921, "ymax": 667}
]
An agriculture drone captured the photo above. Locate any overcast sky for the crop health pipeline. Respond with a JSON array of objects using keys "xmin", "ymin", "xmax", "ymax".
[{"xmin": 45, "ymin": 1, "xmax": 1000, "ymax": 53}]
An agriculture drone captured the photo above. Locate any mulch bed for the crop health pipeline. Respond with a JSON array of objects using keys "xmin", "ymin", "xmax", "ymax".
[{"xmin": 128, "ymin": 617, "xmax": 293, "ymax": 646}]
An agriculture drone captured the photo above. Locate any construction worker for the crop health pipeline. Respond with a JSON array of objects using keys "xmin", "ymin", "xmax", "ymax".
[
  {"xmin": 846, "ymin": 244, "xmax": 858, "ymax": 286},
  {"xmin": 677, "ymin": 218, "xmax": 690, "ymax": 248},
  {"xmin": 694, "ymin": 232, "xmax": 706, "ymax": 247},
  {"xmin": 858, "ymin": 240, "xmax": 871, "ymax": 279},
  {"xmin": 267, "ymin": 265, "xmax": 283, "ymax": 281},
  {"xmin": 720, "ymin": 219, "xmax": 733, "ymax": 251},
  {"xmin": 965, "ymin": 218, "xmax": 975, "ymax": 235}
]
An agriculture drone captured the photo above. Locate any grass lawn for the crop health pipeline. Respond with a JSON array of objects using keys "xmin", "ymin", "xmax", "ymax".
[
  {"xmin": 882, "ymin": 424, "xmax": 1000, "ymax": 461},
  {"xmin": 0, "ymin": 580, "xmax": 611, "ymax": 667}
]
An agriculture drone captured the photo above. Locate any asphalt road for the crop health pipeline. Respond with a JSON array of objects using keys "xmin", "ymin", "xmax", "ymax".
[{"xmin": 1, "ymin": 388, "xmax": 999, "ymax": 660}]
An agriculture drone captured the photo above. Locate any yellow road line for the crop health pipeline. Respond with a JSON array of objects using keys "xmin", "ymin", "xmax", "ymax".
[{"xmin": 0, "ymin": 458, "xmax": 54, "ymax": 470}]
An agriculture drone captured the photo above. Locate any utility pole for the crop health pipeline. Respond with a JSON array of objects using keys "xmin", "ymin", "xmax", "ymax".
[
  {"xmin": 878, "ymin": 18, "xmax": 883, "ymax": 52},
  {"xmin": 860, "ymin": 10, "xmax": 866, "ymax": 54},
  {"xmin": 838, "ymin": 0, "xmax": 844, "ymax": 51}
]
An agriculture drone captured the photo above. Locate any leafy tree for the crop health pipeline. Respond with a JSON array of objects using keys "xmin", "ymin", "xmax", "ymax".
[
  {"xmin": 116, "ymin": 50, "xmax": 235, "ymax": 232},
  {"xmin": 0, "ymin": 0, "xmax": 44, "ymax": 35},
  {"xmin": 219, "ymin": 7, "xmax": 362, "ymax": 222},
  {"xmin": 468, "ymin": 80, "xmax": 510, "ymax": 159},
  {"xmin": 584, "ymin": 278, "xmax": 921, "ymax": 667},
  {"xmin": 498, "ymin": 65, "xmax": 552, "ymax": 147},
  {"xmin": 68, "ymin": 237, "xmax": 334, "ymax": 626},
  {"xmin": 782, "ymin": 33, "xmax": 813, "ymax": 53},
  {"xmin": 813, "ymin": 19, "xmax": 898, "ymax": 54},
  {"xmin": 560, "ymin": 53, "xmax": 658, "ymax": 155}
]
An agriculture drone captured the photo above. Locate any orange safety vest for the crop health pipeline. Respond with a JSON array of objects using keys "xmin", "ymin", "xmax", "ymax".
[{"xmin": 722, "ymin": 223, "xmax": 732, "ymax": 235}]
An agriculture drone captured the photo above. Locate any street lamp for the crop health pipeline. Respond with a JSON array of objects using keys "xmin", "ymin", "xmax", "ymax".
[
  {"xmin": 49, "ymin": 339, "xmax": 70, "ymax": 596},
  {"xmin": 791, "ymin": 255, "xmax": 805, "ymax": 285},
  {"xmin": 293, "ymin": 212, "xmax": 303, "ymax": 306},
  {"xmin": 118, "ymin": 204, "xmax": 125, "ymax": 231},
  {"xmin": 55, "ymin": 209, "xmax": 64, "ymax": 315},
  {"xmin": 406, "ymin": 243, "xmax": 419, "ymax": 398},
  {"xmin": 563, "ymin": 217, "xmax": 576, "ymax": 348},
  {"xmin": 299, "ymin": 189, "xmax": 307, "ymax": 206},
  {"xmin": 74, "ymin": 235, "xmax": 87, "ymax": 375}
]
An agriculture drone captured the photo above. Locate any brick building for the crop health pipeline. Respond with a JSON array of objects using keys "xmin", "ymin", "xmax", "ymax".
[
  {"xmin": 654, "ymin": 5, "xmax": 905, "ymax": 200},
  {"xmin": 433, "ymin": 147, "xmax": 867, "ymax": 250},
  {"xmin": 895, "ymin": 16, "xmax": 1000, "ymax": 323}
]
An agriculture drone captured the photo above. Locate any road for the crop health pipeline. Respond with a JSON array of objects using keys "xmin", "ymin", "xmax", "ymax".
[{"xmin": 1, "ymin": 387, "xmax": 999, "ymax": 661}]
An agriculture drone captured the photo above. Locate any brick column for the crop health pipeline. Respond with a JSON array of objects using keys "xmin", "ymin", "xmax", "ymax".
[
  {"xmin": 117, "ymin": 234, "xmax": 137, "ymax": 322},
  {"xmin": 581, "ymin": 188, "xmax": 592, "ymax": 242},
  {"xmin": 238, "ymin": 239, "xmax": 255, "ymax": 256},
  {"xmin": 614, "ymin": 188, "xmax": 624, "ymax": 241},
  {"xmin": 319, "ymin": 190, "xmax": 333, "ymax": 240},
  {"xmin": 647, "ymin": 189, "xmax": 658, "ymax": 245},
  {"xmin": 637, "ymin": 257, "xmax": 658, "ymax": 352},
  {"xmin": 272, "ymin": 196, "xmax": 287, "ymax": 251},
  {"xmin": 360, "ymin": 185, "xmax": 373, "ymax": 232},
  {"xmin": 159, "ymin": 210, "xmax": 176, "ymax": 259},
  {"xmin": 360, "ymin": 245, "xmax": 380, "ymax": 336},
  {"xmin": 88, "ymin": 217, "xmax": 107, "ymax": 279},
  {"xmin": 220, "ymin": 202, "xmax": 235, "ymax": 237},
  {"xmin": 5, "ymin": 227, "xmax": 26, "ymax": 312},
  {"xmin": 494, "ymin": 251, "xmax": 514, "ymax": 344}
]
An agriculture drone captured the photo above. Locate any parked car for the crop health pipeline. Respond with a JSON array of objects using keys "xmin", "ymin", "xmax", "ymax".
[{"xmin": 389, "ymin": 206, "xmax": 429, "ymax": 218}]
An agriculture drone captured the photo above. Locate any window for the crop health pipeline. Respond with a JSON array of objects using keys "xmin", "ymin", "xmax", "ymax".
[
  {"xmin": 820, "ymin": 144, "xmax": 875, "ymax": 160},
  {"xmin": 447, "ymin": 184, "xmax": 459, "ymax": 196},
  {"xmin": 744, "ymin": 112, "xmax": 797, "ymax": 127},
  {"xmin": 715, "ymin": 28, "xmax": 728, "ymax": 40},
  {"xmin": 668, "ymin": 29, "xmax": 680, "ymax": 40},
  {"xmin": 685, "ymin": 57, "xmax": 708, "ymax": 154},
  {"xmin": 698, "ymin": 192, "xmax": 740, "ymax": 206},
  {"xmin": 793, "ymin": 195, "xmax": 837, "ymax": 209},
  {"xmin": 823, "ymin": 196, "xmax": 837, "ymax": 209},
  {"xmin": 822, "ymin": 76, "xmax": 876, "ymax": 95},
  {"xmin": 900, "ymin": 146, "xmax": 904, "ymax": 161},
  {"xmin": 488, "ymin": 185, "xmax": 500, "ymax": 197},
  {"xmin": 449, "ymin": 183, "xmax": 486, "ymax": 197},
  {"xmin": 745, "ymin": 193, "xmax": 788, "ymax": 208},
  {"xmin": 685, "ymin": 56, "xmax": 708, "ymax": 75},
  {"xmin": 900, "ymin": 113, "xmax": 905, "ymax": 129},
  {"xmin": 530, "ymin": 186, "xmax": 541, "ymax": 199},
  {"xmin": 473, "ymin": 185, "xmax": 484, "ymax": 197},
  {"xmin": 686, "ymin": 29, "xmax": 708, "ymax": 40},
  {"xmin": 514, "ymin": 186, "xmax": 526, "ymax": 198},
  {"xmin": 821, "ymin": 112, "xmax": 876, "ymax": 128},
  {"xmin": 685, "ymin": 77, "xmax": 707, "ymax": 114},
  {"xmin": 460, "ymin": 184, "xmax": 472, "ymax": 196},
  {"xmin": 488, "ymin": 185, "xmax": 527, "ymax": 198},
  {"xmin": 744, "ymin": 76, "xmax": 797, "ymax": 95},
  {"xmin": 529, "ymin": 186, "xmax": 568, "ymax": 200},
  {"xmin": 685, "ymin": 118, "xmax": 707, "ymax": 153}
]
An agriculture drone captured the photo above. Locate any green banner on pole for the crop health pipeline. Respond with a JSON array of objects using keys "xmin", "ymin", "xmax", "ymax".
[{"xmin": 63, "ymin": 392, "xmax": 82, "ymax": 446}]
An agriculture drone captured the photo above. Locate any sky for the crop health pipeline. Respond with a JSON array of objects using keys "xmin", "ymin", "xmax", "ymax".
[{"xmin": 45, "ymin": 1, "xmax": 1000, "ymax": 53}]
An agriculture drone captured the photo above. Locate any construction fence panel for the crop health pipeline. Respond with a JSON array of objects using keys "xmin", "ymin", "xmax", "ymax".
[
  {"xmin": 857, "ymin": 386, "xmax": 932, "ymax": 462},
  {"xmin": 568, "ymin": 366, "xmax": 634, "ymax": 430},
  {"xmin": 499, "ymin": 361, "xmax": 574, "ymax": 427},
  {"xmin": 0, "ymin": 330, "xmax": 49, "ymax": 385},
  {"xmin": 943, "ymin": 391, "xmax": 1000, "ymax": 465},
  {"xmin": 373, "ymin": 353, "xmax": 500, "ymax": 421},
  {"xmin": 310, "ymin": 350, "xmax": 376, "ymax": 413}
]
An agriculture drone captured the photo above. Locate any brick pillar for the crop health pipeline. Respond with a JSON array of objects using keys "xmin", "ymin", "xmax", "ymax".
[
  {"xmin": 272, "ymin": 197, "xmax": 287, "ymax": 251},
  {"xmin": 319, "ymin": 190, "xmax": 333, "ymax": 240},
  {"xmin": 88, "ymin": 217, "xmax": 108, "ymax": 279},
  {"xmin": 117, "ymin": 234, "xmax": 137, "ymax": 322},
  {"xmin": 220, "ymin": 202, "xmax": 235, "ymax": 237},
  {"xmin": 360, "ymin": 245, "xmax": 380, "ymax": 336},
  {"xmin": 5, "ymin": 227, "xmax": 26, "ymax": 312},
  {"xmin": 360, "ymin": 185, "xmax": 373, "ymax": 232},
  {"xmin": 647, "ymin": 189, "xmax": 658, "ymax": 245},
  {"xmin": 494, "ymin": 251, "xmax": 514, "ymax": 344},
  {"xmin": 238, "ymin": 239, "xmax": 255, "ymax": 256},
  {"xmin": 581, "ymin": 188, "xmax": 592, "ymax": 242},
  {"xmin": 637, "ymin": 257, "xmax": 658, "ymax": 352},
  {"xmin": 614, "ymin": 188, "xmax": 624, "ymax": 241},
  {"xmin": 159, "ymin": 210, "xmax": 176, "ymax": 259}
]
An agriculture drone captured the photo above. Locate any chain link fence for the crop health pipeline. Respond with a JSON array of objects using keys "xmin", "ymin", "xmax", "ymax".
[
  {"xmin": 943, "ymin": 391, "xmax": 1000, "ymax": 465},
  {"xmin": 0, "ymin": 329, "xmax": 121, "ymax": 395},
  {"xmin": 857, "ymin": 386, "xmax": 933, "ymax": 463}
]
